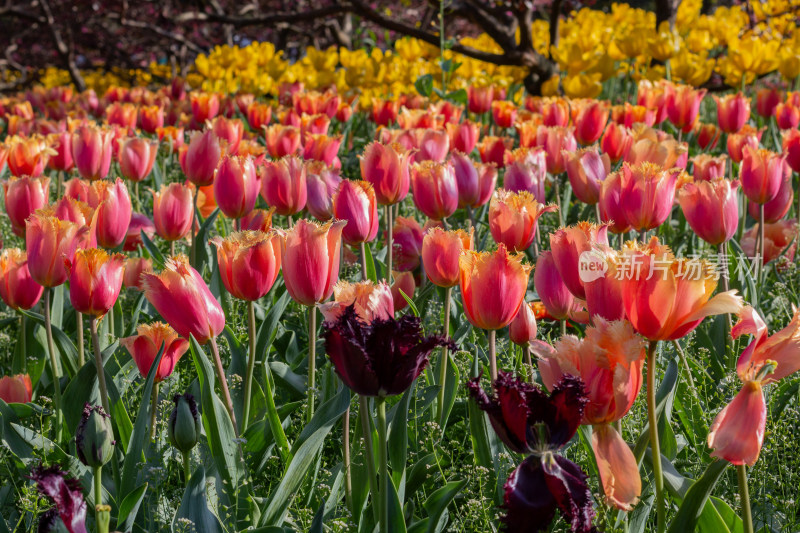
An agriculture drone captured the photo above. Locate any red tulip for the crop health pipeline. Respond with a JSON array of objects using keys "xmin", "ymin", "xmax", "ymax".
[
  {"xmin": 636, "ymin": 80, "xmax": 669, "ymax": 124},
  {"xmin": 775, "ymin": 102, "xmax": 800, "ymax": 130},
  {"xmin": 390, "ymin": 270, "xmax": 416, "ymax": 313},
  {"xmin": 246, "ymin": 102, "xmax": 272, "ymax": 131},
  {"xmin": 3, "ymin": 175, "xmax": 50, "ymax": 237},
  {"xmin": 190, "ymin": 92, "xmax": 219, "ymax": 123},
  {"xmin": 467, "ymin": 86, "xmax": 495, "ymax": 114},
  {"xmin": 300, "ymin": 113, "xmax": 331, "ymax": 138},
  {"xmin": 105, "ymin": 102, "xmax": 137, "ymax": 129},
  {"xmin": 26, "ymin": 211, "xmax": 87, "ymax": 288},
  {"xmin": 305, "ymin": 162, "xmax": 341, "ymax": 221},
  {"xmin": 180, "ymin": 130, "xmax": 223, "ymax": 187},
  {"xmin": 153, "ymin": 182, "xmax": 194, "ymax": 241},
  {"xmin": 459, "ymin": 244, "xmax": 531, "ymax": 330},
  {"xmin": 694, "ymin": 122, "xmax": 722, "ymax": 151},
  {"xmin": 212, "ymin": 231, "xmax": 282, "ymax": 301},
  {"xmin": 573, "ymin": 99, "xmax": 609, "ymax": 145},
  {"xmin": 0, "ymin": 374, "xmax": 32, "ymax": 404},
  {"xmin": 477, "ymin": 136, "xmax": 512, "ymax": 167},
  {"xmin": 678, "ymin": 178, "xmax": 740, "ymax": 245},
  {"xmin": 302, "ymin": 133, "xmax": 342, "ymax": 167},
  {"xmin": 141, "ymin": 255, "xmax": 225, "ymax": 344},
  {"xmin": 139, "ymin": 105, "xmax": 164, "ymax": 133},
  {"xmin": 714, "ymin": 92, "xmax": 750, "ymax": 133},
  {"xmin": 46, "ymin": 131, "xmax": 73, "ymax": 172},
  {"xmin": 600, "ymin": 122, "xmax": 633, "ymax": 163},
  {"xmin": 391, "ymin": 216, "xmax": 424, "ymax": 272},
  {"xmin": 755, "ymin": 87, "xmax": 782, "ymax": 118},
  {"xmin": 421, "ymin": 226, "xmax": 473, "ymax": 288},
  {"xmin": 410, "ymin": 161, "xmax": 458, "ymax": 220},
  {"xmin": 72, "ymin": 125, "xmax": 113, "ymax": 180},
  {"xmin": 213, "ymin": 155, "xmax": 259, "ymax": 220},
  {"xmin": 446, "ymin": 120, "xmax": 480, "ymax": 153},
  {"xmin": 782, "ymin": 129, "xmax": 800, "ymax": 173},
  {"xmin": 280, "ymin": 219, "xmax": 346, "ymax": 306},
  {"xmin": 64, "ymin": 248, "xmax": 125, "ymax": 317},
  {"xmin": 118, "ymin": 137, "xmax": 158, "ymax": 182},
  {"xmin": 489, "ymin": 190, "xmax": 556, "ymax": 252},
  {"xmin": 509, "ymin": 301, "xmax": 538, "ymax": 346},
  {"xmin": 332, "ymin": 180, "xmax": 379, "ymax": 245},
  {"xmin": 359, "ymin": 141, "xmax": 412, "ymax": 206},
  {"xmin": 259, "ymin": 155, "xmax": 307, "ymax": 216},
  {"xmin": 0, "ymin": 248, "xmax": 43, "ymax": 310},
  {"xmin": 88, "ymin": 178, "xmax": 132, "ymax": 249},
  {"xmin": 564, "ymin": 147, "xmax": 611, "ymax": 205},
  {"xmin": 371, "ymin": 98, "xmax": 400, "ymax": 126},
  {"xmin": 534, "ymin": 251, "xmax": 575, "ymax": 321},
  {"xmin": 739, "ymin": 146, "xmax": 786, "ymax": 204},
  {"xmin": 582, "ymin": 245, "xmax": 626, "ymax": 322},
  {"xmin": 413, "ymin": 128, "xmax": 449, "ymax": 162},
  {"xmin": 665, "ymin": 83, "xmax": 706, "ymax": 132},
  {"xmin": 121, "ymin": 322, "xmax": 189, "ymax": 382},
  {"xmin": 122, "ymin": 256, "xmax": 152, "ymax": 291},
  {"xmin": 491, "ymin": 100, "xmax": 517, "ymax": 128}
]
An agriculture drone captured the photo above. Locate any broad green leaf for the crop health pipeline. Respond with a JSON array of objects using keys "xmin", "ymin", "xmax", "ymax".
[
  {"xmin": 666, "ymin": 460, "xmax": 729, "ymax": 533},
  {"xmin": 118, "ymin": 483, "xmax": 148, "ymax": 532},
  {"xmin": 172, "ymin": 466, "xmax": 224, "ymax": 533},
  {"xmin": 423, "ymin": 480, "xmax": 466, "ymax": 533},
  {"xmin": 363, "ymin": 242, "xmax": 377, "ymax": 283},
  {"xmin": 140, "ymin": 229, "xmax": 166, "ymax": 269},
  {"xmin": 438, "ymin": 352, "xmax": 459, "ymax": 431},
  {"xmin": 388, "ymin": 388, "xmax": 412, "ymax": 491}
]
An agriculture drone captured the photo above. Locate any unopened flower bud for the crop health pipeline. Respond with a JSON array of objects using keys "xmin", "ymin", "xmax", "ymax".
[
  {"xmin": 76, "ymin": 404, "xmax": 114, "ymax": 468},
  {"xmin": 169, "ymin": 393, "xmax": 201, "ymax": 453}
]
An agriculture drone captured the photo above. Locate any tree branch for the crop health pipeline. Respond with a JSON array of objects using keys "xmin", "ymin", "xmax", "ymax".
[
  {"xmin": 39, "ymin": 0, "xmax": 86, "ymax": 91},
  {"xmin": 174, "ymin": 4, "xmax": 352, "ymax": 27}
]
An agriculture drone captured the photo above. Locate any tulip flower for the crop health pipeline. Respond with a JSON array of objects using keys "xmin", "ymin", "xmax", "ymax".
[
  {"xmin": 740, "ymin": 146, "xmax": 787, "ymax": 205},
  {"xmin": 260, "ymin": 155, "xmax": 307, "ymax": 216},
  {"xmin": 105, "ymin": 102, "xmax": 137, "ymax": 128},
  {"xmin": 152, "ymin": 182, "xmax": 194, "ymax": 244},
  {"xmin": 516, "ymin": 117, "xmax": 542, "ymax": 148},
  {"xmin": 30, "ymin": 466, "xmax": 89, "ymax": 533},
  {"xmin": 460, "ymin": 244, "xmax": 531, "ymax": 379},
  {"xmin": 332, "ymin": 180, "xmax": 379, "ymax": 246},
  {"xmin": 620, "ymin": 237, "xmax": 743, "ymax": 341},
  {"xmin": 451, "ymin": 152, "xmax": 497, "ymax": 209},
  {"xmin": 489, "ymin": 190, "xmax": 556, "ymax": 252},
  {"xmin": 263, "ymin": 124, "xmax": 300, "ymax": 158},
  {"xmin": 124, "ymin": 213, "xmax": 156, "ymax": 252},
  {"xmin": 756, "ymin": 87, "xmax": 782, "ymax": 118},
  {"xmin": 692, "ymin": 154, "xmax": 727, "ymax": 181},
  {"xmin": 305, "ymin": 162, "xmax": 341, "ymax": 221},
  {"xmin": 477, "ymin": 136, "xmax": 512, "ymax": 167},
  {"xmin": 190, "ymin": 92, "xmax": 219, "ymax": 123},
  {"xmin": 246, "ymin": 102, "xmax": 272, "ymax": 131},
  {"xmin": 742, "ymin": 219, "xmax": 798, "ymax": 265},
  {"xmin": 157, "ymin": 126, "xmax": 185, "ymax": 151},
  {"xmin": 212, "ymin": 231, "xmax": 282, "ymax": 302},
  {"xmin": 727, "ymin": 125, "xmax": 764, "ymax": 163},
  {"xmin": 372, "ymin": 98, "xmax": 400, "ymax": 126},
  {"xmin": 665, "ymin": 83, "xmax": 707, "ymax": 132},
  {"xmin": 421, "ymin": 226, "xmax": 473, "ymax": 288},
  {"xmin": 46, "ymin": 131, "xmax": 73, "ymax": 172},
  {"xmin": 503, "ymin": 147, "xmax": 548, "ymax": 203},
  {"xmin": 600, "ymin": 122, "xmax": 633, "ymax": 163},
  {"xmin": 180, "ymin": 130, "xmax": 223, "ymax": 187},
  {"xmin": 678, "ymin": 178, "xmax": 740, "ymax": 246},
  {"xmin": 0, "ymin": 248, "xmax": 43, "ymax": 311},
  {"xmin": 410, "ymin": 161, "xmax": 458, "ymax": 220},
  {"xmin": 71, "ymin": 125, "xmax": 113, "ymax": 180},
  {"xmin": 613, "ymin": 102, "xmax": 655, "ymax": 128},
  {"xmin": 391, "ymin": 216, "xmax": 424, "ymax": 272},
  {"xmin": 747, "ymin": 165, "xmax": 793, "ymax": 223},
  {"xmin": 467, "ymin": 373, "xmax": 594, "ymax": 532},
  {"xmin": 118, "ymin": 137, "xmax": 158, "ymax": 182},
  {"xmin": 64, "ymin": 248, "xmax": 125, "ymax": 317},
  {"xmin": 208, "ymin": 116, "xmax": 244, "ymax": 155},
  {"xmin": 445, "ymin": 120, "xmax": 480, "ymax": 153},
  {"xmin": 782, "ymin": 129, "xmax": 800, "ymax": 173},
  {"xmin": 467, "ymin": 85, "xmax": 495, "ymax": 114},
  {"xmin": 390, "ymin": 270, "xmax": 416, "ymax": 313},
  {"xmin": 240, "ymin": 207, "xmax": 275, "ymax": 233},
  {"xmin": 564, "ymin": 147, "xmax": 611, "ymax": 205},
  {"xmin": 359, "ymin": 142, "xmax": 412, "ymax": 206},
  {"xmin": 550, "ymin": 222, "xmax": 609, "ymax": 300},
  {"xmin": 626, "ymin": 126, "xmax": 686, "ymax": 168},
  {"xmin": 123, "ymin": 256, "xmax": 152, "ymax": 291},
  {"xmin": 303, "ymin": 133, "xmax": 342, "ymax": 167},
  {"xmin": 535, "ymin": 318, "xmax": 646, "ymax": 510},
  {"xmin": 605, "ymin": 162, "xmax": 680, "ymax": 233},
  {"xmin": 694, "ymin": 122, "xmax": 722, "ymax": 151},
  {"xmin": 637, "ymin": 80, "xmax": 669, "ymax": 124},
  {"xmin": 139, "ymin": 105, "xmax": 164, "ymax": 133},
  {"xmin": 573, "ymin": 99, "xmax": 609, "ymax": 145},
  {"xmin": 121, "ymin": 322, "xmax": 189, "ymax": 382},
  {"xmin": 491, "ymin": 100, "xmax": 517, "ymax": 128},
  {"xmin": 213, "ymin": 155, "xmax": 259, "ymax": 220},
  {"xmin": 581, "ymin": 245, "xmax": 626, "ymax": 322},
  {"xmin": 87, "ymin": 178, "xmax": 132, "ymax": 249},
  {"xmin": 774, "ymin": 102, "xmax": 800, "ymax": 130},
  {"xmin": 319, "ymin": 280, "xmax": 394, "ymax": 323},
  {"xmin": 3, "ymin": 175, "xmax": 50, "ymax": 237},
  {"xmin": 597, "ymin": 171, "xmax": 632, "ymax": 234},
  {"xmin": 0, "ymin": 374, "xmax": 32, "ymax": 404},
  {"xmin": 534, "ymin": 125, "xmax": 576, "ymax": 174},
  {"xmin": 26, "ymin": 211, "xmax": 87, "ymax": 288},
  {"xmin": 715, "ymin": 92, "xmax": 750, "ymax": 133},
  {"xmin": 534, "ymin": 250, "xmax": 576, "ymax": 323},
  {"xmin": 5, "ymin": 135, "xmax": 54, "ymax": 177}
]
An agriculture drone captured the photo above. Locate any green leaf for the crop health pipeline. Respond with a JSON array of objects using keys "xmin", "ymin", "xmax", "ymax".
[
  {"xmin": 438, "ymin": 352, "xmax": 459, "ymax": 431},
  {"xmin": 259, "ymin": 387, "xmax": 351, "ymax": 526},
  {"xmin": 193, "ymin": 207, "xmax": 220, "ymax": 272},
  {"xmin": 364, "ymin": 243, "xmax": 377, "ymax": 283},
  {"xmin": 18, "ymin": 308, "xmax": 79, "ymax": 378},
  {"xmin": 423, "ymin": 480, "xmax": 466, "ymax": 533},
  {"xmin": 172, "ymin": 466, "xmax": 224, "ymax": 533},
  {"xmin": 256, "ymin": 290, "xmax": 291, "ymax": 365},
  {"xmin": 414, "ymin": 74, "xmax": 434, "ymax": 97},
  {"xmin": 398, "ymin": 289, "xmax": 419, "ymax": 317},
  {"xmin": 666, "ymin": 460, "xmax": 729, "ymax": 533},
  {"xmin": 634, "ymin": 360, "xmax": 679, "ymax": 464},
  {"xmin": 389, "ymin": 388, "xmax": 412, "ymax": 491},
  {"xmin": 118, "ymin": 483, "xmax": 148, "ymax": 532},
  {"xmin": 386, "ymin": 471, "xmax": 408, "ymax": 533},
  {"xmin": 120, "ymin": 343, "xmax": 164, "ymax": 506},
  {"xmin": 140, "ymin": 229, "xmax": 166, "ymax": 269}
]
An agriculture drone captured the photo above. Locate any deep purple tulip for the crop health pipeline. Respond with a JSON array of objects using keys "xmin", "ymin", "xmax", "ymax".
[
  {"xmin": 29, "ymin": 466, "xmax": 88, "ymax": 533},
  {"xmin": 323, "ymin": 304, "xmax": 456, "ymax": 397}
]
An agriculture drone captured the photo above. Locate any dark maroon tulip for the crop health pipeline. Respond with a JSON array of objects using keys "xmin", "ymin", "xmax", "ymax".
[
  {"xmin": 323, "ymin": 305, "xmax": 456, "ymax": 397},
  {"xmin": 467, "ymin": 373, "xmax": 595, "ymax": 533},
  {"xmin": 29, "ymin": 466, "xmax": 88, "ymax": 533}
]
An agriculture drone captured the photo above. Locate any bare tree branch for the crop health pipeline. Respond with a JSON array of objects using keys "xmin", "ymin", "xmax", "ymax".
[{"xmin": 39, "ymin": 0, "xmax": 86, "ymax": 91}]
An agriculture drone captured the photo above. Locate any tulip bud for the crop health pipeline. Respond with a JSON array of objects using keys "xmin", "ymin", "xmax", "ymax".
[
  {"xmin": 169, "ymin": 393, "xmax": 201, "ymax": 453},
  {"xmin": 76, "ymin": 404, "xmax": 114, "ymax": 468},
  {"xmin": 118, "ymin": 137, "xmax": 158, "ymax": 182},
  {"xmin": 410, "ymin": 161, "xmax": 458, "ymax": 220},
  {"xmin": 260, "ymin": 155, "xmax": 307, "ymax": 216},
  {"xmin": 214, "ymin": 155, "xmax": 259, "ymax": 220},
  {"xmin": 180, "ymin": 130, "xmax": 223, "ymax": 186},
  {"xmin": 509, "ymin": 302, "xmax": 538, "ymax": 346}
]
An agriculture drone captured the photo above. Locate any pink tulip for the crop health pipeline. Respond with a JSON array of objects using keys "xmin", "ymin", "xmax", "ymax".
[
  {"xmin": 550, "ymin": 222, "xmax": 609, "ymax": 300},
  {"xmin": 679, "ymin": 178, "xmax": 740, "ymax": 245},
  {"xmin": 208, "ymin": 116, "xmax": 244, "ymax": 155},
  {"xmin": 72, "ymin": 125, "xmax": 114, "ymax": 180},
  {"xmin": 332, "ymin": 180, "xmax": 379, "ymax": 245},
  {"xmin": 259, "ymin": 155, "xmax": 307, "ymax": 216},
  {"xmin": 503, "ymin": 147, "xmax": 548, "ymax": 203},
  {"xmin": 3, "ymin": 175, "xmax": 50, "ymax": 237},
  {"xmin": 359, "ymin": 142, "xmax": 412, "ymax": 206},
  {"xmin": 564, "ymin": 147, "xmax": 611, "ymax": 205},
  {"xmin": 280, "ymin": 219, "xmax": 346, "ymax": 306},
  {"xmin": 214, "ymin": 155, "xmax": 259, "ymax": 220},
  {"xmin": 118, "ymin": 137, "xmax": 158, "ymax": 182},
  {"xmin": 410, "ymin": 161, "xmax": 458, "ymax": 220},
  {"xmin": 88, "ymin": 178, "xmax": 132, "ymax": 249},
  {"xmin": 534, "ymin": 251, "xmax": 575, "ymax": 321},
  {"xmin": 305, "ymin": 162, "xmax": 341, "ymax": 221},
  {"xmin": 319, "ymin": 280, "xmax": 394, "ymax": 323},
  {"xmin": 212, "ymin": 231, "xmax": 282, "ymax": 301},
  {"xmin": 740, "ymin": 146, "xmax": 787, "ymax": 205},
  {"xmin": 714, "ymin": 92, "xmax": 750, "ymax": 133},
  {"xmin": 180, "ymin": 130, "xmax": 223, "ymax": 186},
  {"xmin": 153, "ymin": 183, "xmax": 194, "ymax": 241},
  {"xmin": 446, "ymin": 120, "xmax": 480, "ymax": 153},
  {"xmin": 608, "ymin": 162, "xmax": 680, "ymax": 232}
]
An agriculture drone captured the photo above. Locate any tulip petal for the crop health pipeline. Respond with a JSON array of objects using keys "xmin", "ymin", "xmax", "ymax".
[
  {"xmin": 591, "ymin": 424, "xmax": 641, "ymax": 510},
  {"xmin": 708, "ymin": 381, "xmax": 766, "ymax": 466}
]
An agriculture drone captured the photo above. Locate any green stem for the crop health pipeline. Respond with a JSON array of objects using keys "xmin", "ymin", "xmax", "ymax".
[
  {"xmin": 385, "ymin": 205, "xmax": 393, "ymax": 282},
  {"xmin": 44, "ymin": 289, "xmax": 63, "ymax": 443},
  {"xmin": 359, "ymin": 396, "xmax": 380, "ymax": 525},
  {"xmin": 758, "ymin": 204, "xmax": 765, "ymax": 288},
  {"xmin": 737, "ymin": 464, "xmax": 754, "ymax": 533},
  {"xmin": 208, "ymin": 337, "xmax": 239, "ymax": 436},
  {"xmin": 488, "ymin": 329, "xmax": 497, "ymax": 381},
  {"xmin": 149, "ymin": 382, "xmax": 159, "ymax": 440},
  {"xmin": 360, "ymin": 242, "xmax": 368, "ymax": 280},
  {"xmin": 343, "ymin": 407, "xmax": 353, "ymax": 517},
  {"xmin": 182, "ymin": 451, "xmax": 191, "ymax": 487},
  {"xmin": 307, "ymin": 305, "xmax": 317, "ymax": 423},
  {"xmin": 376, "ymin": 398, "xmax": 388, "ymax": 533},
  {"xmin": 264, "ymin": 359, "xmax": 291, "ymax": 463},
  {"xmin": 93, "ymin": 465, "xmax": 102, "ymax": 509},
  {"xmin": 647, "ymin": 340, "xmax": 666, "ymax": 533},
  {"xmin": 242, "ymin": 301, "xmax": 257, "ymax": 432},
  {"xmin": 90, "ymin": 318, "xmax": 111, "ymax": 415},
  {"xmin": 437, "ymin": 287, "xmax": 452, "ymax": 422},
  {"xmin": 19, "ymin": 313, "xmax": 26, "ymax": 371},
  {"xmin": 77, "ymin": 312, "xmax": 84, "ymax": 368},
  {"xmin": 190, "ymin": 186, "xmax": 199, "ymax": 267}
]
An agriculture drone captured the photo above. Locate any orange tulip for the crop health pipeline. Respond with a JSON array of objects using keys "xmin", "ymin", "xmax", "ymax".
[
  {"xmin": 123, "ymin": 256, "xmax": 153, "ymax": 291},
  {"xmin": 421, "ymin": 226, "xmax": 473, "ymax": 288},
  {"xmin": 535, "ymin": 318, "xmax": 645, "ymax": 510},
  {"xmin": 489, "ymin": 190, "xmax": 556, "ymax": 252},
  {"xmin": 139, "ymin": 105, "xmax": 164, "ymax": 133},
  {"xmin": 620, "ymin": 237, "xmax": 743, "ymax": 341},
  {"xmin": 0, "ymin": 248, "xmax": 43, "ymax": 310},
  {"xmin": 714, "ymin": 92, "xmax": 750, "ymax": 133},
  {"xmin": 71, "ymin": 125, "xmax": 114, "ymax": 180},
  {"xmin": 26, "ymin": 211, "xmax": 87, "ymax": 288},
  {"xmin": 360, "ymin": 142, "xmax": 412, "ymax": 206},
  {"xmin": 626, "ymin": 126, "xmax": 687, "ymax": 168},
  {"xmin": 153, "ymin": 182, "xmax": 194, "ymax": 241},
  {"xmin": 240, "ymin": 207, "xmax": 275, "ymax": 232},
  {"xmin": 64, "ymin": 248, "xmax": 125, "ymax": 317},
  {"xmin": 118, "ymin": 137, "xmax": 158, "ymax": 182},
  {"xmin": 318, "ymin": 280, "xmax": 394, "ymax": 323},
  {"xmin": 636, "ymin": 80, "xmax": 669, "ymax": 124},
  {"xmin": 299, "ymin": 113, "xmax": 331, "ymax": 138},
  {"xmin": 3, "ymin": 175, "xmax": 50, "ymax": 237},
  {"xmin": 563, "ymin": 147, "xmax": 611, "ymax": 205},
  {"xmin": 459, "ymin": 244, "xmax": 531, "ymax": 331},
  {"xmin": 550, "ymin": 222, "xmax": 609, "ymax": 300},
  {"xmin": 410, "ymin": 161, "xmax": 458, "ymax": 220},
  {"xmin": 694, "ymin": 122, "xmax": 721, "ymax": 151},
  {"xmin": 246, "ymin": 102, "xmax": 272, "ymax": 131},
  {"xmin": 5, "ymin": 135, "xmax": 54, "ymax": 176},
  {"xmin": 264, "ymin": 124, "xmax": 301, "ymax": 158},
  {"xmin": 467, "ymin": 85, "xmax": 495, "ymax": 114},
  {"xmin": 0, "ymin": 374, "xmax": 32, "ymax": 404},
  {"xmin": 492, "ymin": 100, "xmax": 518, "ymax": 129},
  {"xmin": 582, "ymin": 245, "xmax": 626, "ymax": 322},
  {"xmin": 105, "ymin": 102, "xmax": 137, "ymax": 129},
  {"xmin": 212, "ymin": 231, "xmax": 282, "ymax": 301},
  {"xmin": 477, "ymin": 135, "xmax": 512, "ymax": 168},
  {"xmin": 208, "ymin": 116, "xmax": 244, "ymax": 155},
  {"xmin": 121, "ymin": 322, "xmax": 189, "ymax": 382},
  {"xmin": 332, "ymin": 180, "xmax": 379, "ymax": 245},
  {"xmin": 190, "ymin": 92, "xmax": 220, "ymax": 123},
  {"xmin": 280, "ymin": 219, "xmax": 346, "ymax": 306},
  {"xmin": 260, "ymin": 155, "xmax": 307, "ymax": 216},
  {"xmin": 141, "ymin": 255, "xmax": 225, "ymax": 344}
]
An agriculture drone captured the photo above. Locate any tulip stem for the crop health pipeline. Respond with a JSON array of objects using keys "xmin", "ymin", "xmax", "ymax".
[
  {"xmin": 18, "ymin": 314, "xmax": 26, "ymax": 373},
  {"xmin": 182, "ymin": 451, "xmax": 191, "ymax": 487},
  {"xmin": 376, "ymin": 398, "xmax": 389, "ymax": 533},
  {"xmin": 360, "ymin": 242, "xmax": 368, "ymax": 280},
  {"xmin": 437, "ymin": 287, "xmax": 452, "ymax": 423},
  {"xmin": 44, "ymin": 289, "xmax": 63, "ymax": 443},
  {"xmin": 208, "ymin": 337, "xmax": 239, "ymax": 436},
  {"xmin": 560, "ymin": 319, "xmax": 567, "ymax": 336},
  {"xmin": 758, "ymin": 204, "xmax": 765, "ymax": 286},
  {"xmin": 90, "ymin": 318, "xmax": 111, "ymax": 416},
  {"xmin": 385, "ymin": 205, "xmax": 393, "ymax": 282},
  {"xmin": 343, "ymin": 407, "xmax": 353, "ymax": 516},
  {"xmin": 242, "ymin": 301, "xmax": 257, "ymax": 433},
  {"xmin": 359, "ymin": 396, "xmax": 380, "ymax": 524},
  {"xmin": 149, "ymin": 383, "xmax": 159, "ymax": 440},
  {"xmin": 524, "ymin": 345, "xmax": 533, "ymax": 378},
  {"xmin": 263, "ymin": 358, "xmax": 291, "ymax": 463},
  {"xmin": 56, "ymin": 170, "xmax": 63, "ymax": 200},
  {"xmin": 554, "ymin": 178, "xmax": 563, "ymax": 227},
  {"xmin": 595, "ymin": 203, "xmax": 602, "ymax": 224},
  {"xmin": 170, "ymin": 241, "xmax": 176, "ymax": 257},
  {"xmin": 307, "ymin": 305, "xmax": 317, "ymax": 423},
  {"xmin": 737, "ymin": 464, "xmax": 754, "ymax": 533},
  {"xmin": 646, "ymin": 340, "xmax": 666, "ymax": 533},
  {"xmin": 488, "ymin": 329, "xmax": 497, "ymax": 381},
  {"xmin": 671, "ymin": 340, "xmax": 698, "ymax": 398},
  {"xmin": 77, "ymin": 312, "xmax": 84, "ymax": 367},
  {"xmin": 93, "ymin": 464, "xmax": 104, "ymax": 533},
  {"xmin": 190, "ymin": 187, "xmax": 199, "ymax": 267}
]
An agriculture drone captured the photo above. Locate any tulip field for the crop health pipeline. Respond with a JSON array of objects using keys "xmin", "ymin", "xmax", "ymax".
[{"xmin": 3, "ymin": 1, "xmax": 800, "ymax": 533}]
